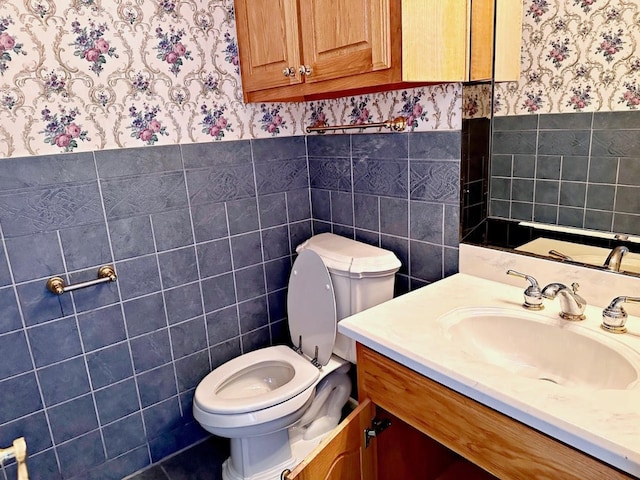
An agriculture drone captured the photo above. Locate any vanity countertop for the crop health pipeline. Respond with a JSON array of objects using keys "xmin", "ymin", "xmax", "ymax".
[{"xmin": 338, "ymin": 272, "xmax": 640, "ymax": 477}]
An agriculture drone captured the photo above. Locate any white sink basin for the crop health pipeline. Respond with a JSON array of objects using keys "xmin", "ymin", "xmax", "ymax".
[{"xmin": 440, "ymin": 307, "xmax": 640, "ymax": 391}]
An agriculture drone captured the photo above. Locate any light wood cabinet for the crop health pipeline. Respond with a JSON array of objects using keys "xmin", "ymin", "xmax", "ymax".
[
  {"xmin": 233, "ymin": 0, "xmax": 303, "ymax": 94},
  {"xmin": 234, "ymin": 0, "xmax": 401, "ymax": 103},
  {"xmin": 234, "ymin": 0, "xmax": 522, "ymax": 103},
  {"xmin": 284, "ymin": 398, "xmax": 376, "ymax": 480},
  {"xmin": 404, "ymin": 0, "xmax": 523, "ymax": 83},
  {"xmin": 285, "ymin": 343, "xmax": 634, "ymax": 480}
]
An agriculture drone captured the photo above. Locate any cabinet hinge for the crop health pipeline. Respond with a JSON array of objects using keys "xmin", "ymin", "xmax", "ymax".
[{"xmin": 364, "ymin": 418, "xmax": 391, "ymax": 448}]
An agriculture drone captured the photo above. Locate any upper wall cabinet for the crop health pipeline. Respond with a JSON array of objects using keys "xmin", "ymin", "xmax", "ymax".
[
  {"xmin": 234, "ymin": 0, "xmax": 523, "ymax": 103},
  {"xmin": 405, "ymin": 0, "xmax": 522, "ymax": 83},
  {"xmin": 234, "ymin": 0, "xmax": 402, "ymax": 103}
]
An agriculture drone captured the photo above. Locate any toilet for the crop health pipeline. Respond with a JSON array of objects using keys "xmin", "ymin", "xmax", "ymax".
[{"xmin": 193, "ymin": 233, "xmax": 400, "ymax": 480}]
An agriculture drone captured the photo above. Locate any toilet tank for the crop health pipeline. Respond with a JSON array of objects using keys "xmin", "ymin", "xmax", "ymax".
[{"xmin": 296, "ymin": 233, "xmax": 401, "ymax": 363}]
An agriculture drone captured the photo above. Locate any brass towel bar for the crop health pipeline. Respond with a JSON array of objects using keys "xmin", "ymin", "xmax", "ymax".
[
  {"xmin": 46, "ymin": 265, "xmax": 117, "ymax": 295},
  {"xmin": 305, "ymin": 116, "xmax": 407, "ymax": 134},
  {"xmin": 0, "ymin": 437, "xmax": 28, "ymax": 480}
]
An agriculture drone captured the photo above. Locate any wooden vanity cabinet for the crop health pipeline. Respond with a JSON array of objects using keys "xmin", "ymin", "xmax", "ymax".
[
  {"xmin": 233, "ymin": 0, "xmax": 522, "ymax": 103},
  {"xmin": 285, "ymin": 398, "xmax": 493, "ymax": 480},
  {"xmin": 286, "ymin": 343, "xmax": 634, "ymax": 480}
]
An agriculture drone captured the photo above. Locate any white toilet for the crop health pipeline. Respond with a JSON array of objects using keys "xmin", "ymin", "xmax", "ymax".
[{"xmin": 193, "ymin": 233, "xmax": 400, "ymax": 480}]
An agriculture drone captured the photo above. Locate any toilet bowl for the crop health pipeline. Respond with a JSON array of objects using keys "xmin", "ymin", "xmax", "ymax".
[
  {"xmin": 193, "ymin": 345, "xmax": 326, "ymax": 438},
  {"xmin": 193, "ymin": 233, "xmax": 400, "ymax": 480}
]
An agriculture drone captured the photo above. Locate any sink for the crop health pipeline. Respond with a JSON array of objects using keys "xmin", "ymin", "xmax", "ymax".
[{"xmin": 440, "ymin": 307, "xmax": 640, "ymax": 391}]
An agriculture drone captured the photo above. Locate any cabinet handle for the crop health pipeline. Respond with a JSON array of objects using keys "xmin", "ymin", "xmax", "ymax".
[
  {"xmin": 282, "ymin": 67, "xmax": 296, "ymax": 77},
  {"xmin": 298, "ymin": 65, "xmax": 312, "ymax": 76}
]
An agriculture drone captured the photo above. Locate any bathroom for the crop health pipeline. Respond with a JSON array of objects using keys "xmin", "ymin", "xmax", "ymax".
[{"xmin": 0, "ymin": 1, "xmax": 638, "ymax": 479}]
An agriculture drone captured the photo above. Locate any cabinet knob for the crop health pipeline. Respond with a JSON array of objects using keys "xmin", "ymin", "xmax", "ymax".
[
  {"xmin": 282, "ymin": 67, "xmax": 296, "ymax": 77},
  {"xmin": 298, "ymin": 65, "xmax": 312, "ymax": 76}
]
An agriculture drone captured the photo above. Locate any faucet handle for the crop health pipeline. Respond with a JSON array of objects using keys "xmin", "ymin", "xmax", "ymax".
[
  {"xmin": 570, "ymin": 282, "xmax": 587, "ymax": 303},
  {"xmin": 601, "ymin": 296, "xmax": 640, "ymax": 333},
  {"xmin": 506, "ymin": 269, "xmax": 544, "ymax": 310}
]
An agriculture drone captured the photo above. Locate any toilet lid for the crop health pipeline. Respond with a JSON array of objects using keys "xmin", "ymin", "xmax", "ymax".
[{"xmin": 287, "ymin": 249, "xmax": 337, "ymax": 366}]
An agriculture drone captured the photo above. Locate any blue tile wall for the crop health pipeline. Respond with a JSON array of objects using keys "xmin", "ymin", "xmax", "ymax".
[
  {"xmin": 0, "ymin": 131, "xmax": 462, "ymax": 479},
  {"xmin": 0, "ymin": 138, "xmax": 310, "ymax": 479},
  {"xmin": 308, "ymin": 132, "xmax": 461, "ymax": 293},
  {"xmin": 491, "ymin": 111, "xmax": 640, "ymax": 235}
]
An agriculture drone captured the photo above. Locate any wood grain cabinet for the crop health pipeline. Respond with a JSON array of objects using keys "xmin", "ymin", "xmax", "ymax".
[
  {"xmin": 285, "ymin": 344, "xmax": 634, "ymax": 480},
  {"xmin": 406, "ymin": 0, "xmax": 522, "ymax": 83},
  {"xmin": 234, "ymin": 0, "xmax": 523, "ymax": 103}
]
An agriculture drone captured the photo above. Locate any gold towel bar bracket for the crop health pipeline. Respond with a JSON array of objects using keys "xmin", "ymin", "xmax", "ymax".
[
  {"xmin": 305, "ymin": 116, "xmax": 407, "ymax": 134},
  {"xmin": 0, "ymin": 437, "xmax": 28, "ymax": 480},
  {"xmin": 46, "ymin": 265, "xmax": 117, "ymax": 295}
]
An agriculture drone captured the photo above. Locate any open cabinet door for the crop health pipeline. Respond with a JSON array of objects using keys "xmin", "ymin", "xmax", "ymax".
[{"xmin": 284, "ymin": 398, "xmax": 377, "ymax": 480}]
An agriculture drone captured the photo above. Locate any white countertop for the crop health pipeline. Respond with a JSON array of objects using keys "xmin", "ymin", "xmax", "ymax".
[{"xmin": 338, "ymin": 273, "xmax": 640, "ymax": 477}]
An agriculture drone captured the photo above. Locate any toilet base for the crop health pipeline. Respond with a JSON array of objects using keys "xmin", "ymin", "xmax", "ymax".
[
  {"xmin": 222, "ymin": 430, "xmax": 298, "ymax": 480},
  {"xmin": 221, "ymin": 429, "xmax": 329, "ymax": 480},
  {"xmin": 219, "ymin": 367, "xmax": 352, "ymax": 480},
  {"xmin": 222, "ymin": 456, "xmax": 297, "ymax": 480}
]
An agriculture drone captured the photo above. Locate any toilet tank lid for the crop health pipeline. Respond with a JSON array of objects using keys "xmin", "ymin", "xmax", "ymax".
[{"xmin": 296, "ymin": 233, "xmax": 401, "ymax": 276}]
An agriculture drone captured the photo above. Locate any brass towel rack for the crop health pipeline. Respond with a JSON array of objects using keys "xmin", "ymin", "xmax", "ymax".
[
  {"xmin": 0, "ymin": 437, "xmax": 28, "ymax": 480},
  {"xmin": 305, "ymin": 116, "xmax": 407, "ymax": 134},
  {"xmin": 46, "ymin": 265, "xmax": 117, "ymax": 295}
]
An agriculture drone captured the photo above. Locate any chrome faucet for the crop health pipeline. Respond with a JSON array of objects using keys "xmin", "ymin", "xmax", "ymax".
[
  {"xmin": 603, "ymin": 246, "xmax": 629, "ymax": 272},
  {"xmin": 541, "ymin": 282, "xmax": 586, "ymax": 321},
  {"xmin": 506, "ymin": 270, "xmax": 544, "ymax": 310},
  {"xmin": 601, "ymin": 296, "xmax": 640, "ymax": 333}
]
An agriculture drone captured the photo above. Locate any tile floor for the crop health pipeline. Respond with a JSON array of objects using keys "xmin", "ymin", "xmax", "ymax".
[{"xmin": 125, "ymin": 436, "xmax": 229, "ymax": 480}]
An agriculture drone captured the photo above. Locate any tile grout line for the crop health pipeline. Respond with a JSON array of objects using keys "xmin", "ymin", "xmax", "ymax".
[
  {"xmin": 55, "ymin": 228, "xmax": 110, "ymax": 462},
  {"xmin": 250, "ymin": 139, "xmax": 273, "ymax": 344},
  {"xmin": 177, "ymin": 143, "xmax": 213, "ymax": 398},
  {"xmin": 92, "ymin": 151, "xmax": 153, "ymax": 466},
  {"xmin": 224, "ymin": 202, "xmax": 243, "ymax": 355},
  {"xmin": 148, "ymin": 216, "xmax": 183, "ymax": 418},
  {"xmin": 0, "ymin": 221, "xmax": 63, "ymax": 475},
  {"xmin": 585, "ymin": 114, "xmax": 595, "ymax": 227}
]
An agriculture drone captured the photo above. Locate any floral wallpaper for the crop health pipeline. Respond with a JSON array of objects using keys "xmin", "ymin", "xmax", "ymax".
[
  {"xmin": 0, "ymin": 0, "xmax": 461, "ymax": 159},
  {"xmin": 461, "ymin": 83, "xmax": 493, "ymax": 119},
  {"xmin": 495, "ymin": 0, "xmax": 640, "ymax": 115}
]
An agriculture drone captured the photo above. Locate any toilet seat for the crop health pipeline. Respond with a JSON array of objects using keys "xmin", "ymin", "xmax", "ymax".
[
  {"xmin": 194, "ymin": 346, "xmax": 320, "ymax": 415},
  {"xmin": 287, "ymin": 249, "xmax": 337, "ymax": 366},
  {"xmin": 195, "ymin": 249, "xmax": 339, "ymax": 423}
]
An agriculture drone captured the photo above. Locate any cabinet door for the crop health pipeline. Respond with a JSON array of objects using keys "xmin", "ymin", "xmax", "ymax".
[
  {"xmin": 298, "ymin": 0, "xmax": 392, "ymax": 84},
  {"xmin": 284, "ymin": 398, "xmax": 376, "ymax": 480},
  {"xmin": 494, "ymin": 0, "xmax": 523, "ymax": 81},
  {"xmin": 402, "ymin": 0, "xmax": 469, "ymax": 82},
  {"xmin": 469, "ymin": 0, "xmax": 495, "ymax": 82},
  {"xmin": 234, "ymin": 0, "xmax": 302, "ymax": 93}
]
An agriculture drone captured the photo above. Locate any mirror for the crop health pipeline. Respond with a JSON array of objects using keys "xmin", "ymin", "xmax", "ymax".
[{"xmin": 460, "ymin": 1, "xmax": 640, "ymax": 277}]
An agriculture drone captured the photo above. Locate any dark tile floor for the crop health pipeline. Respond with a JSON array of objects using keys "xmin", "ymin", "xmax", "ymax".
[{"xmin": 125, "ymin": 437, "xmax": 229, "ymax": 480}]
